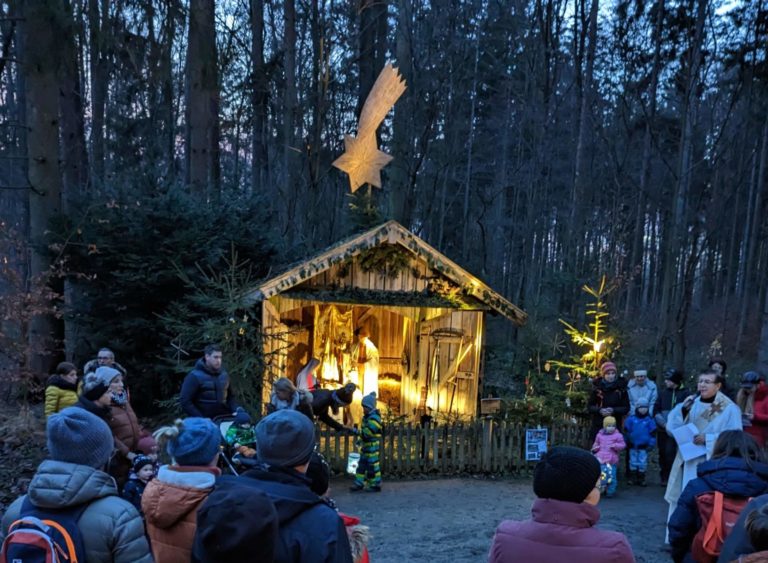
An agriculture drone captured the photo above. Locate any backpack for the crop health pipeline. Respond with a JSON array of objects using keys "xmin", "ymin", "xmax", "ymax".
[
  {"xmin": 691, "ymin": 490, "xmax": 751, "ymax": 563},
  {"xmin": 0, "ymin": 496, "xmax": 88, "ymax": 563}
]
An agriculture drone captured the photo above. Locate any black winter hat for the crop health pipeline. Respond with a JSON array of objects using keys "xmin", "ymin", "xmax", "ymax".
[
  {"xmin": 305, "ymin": 451, "xmax": 331, "ymax": 496},
  {"xmin": 664, "ymin": 368, "xmax": 684, "ymax": 386},
  {"xmin": 533, "ymin": 446, "xmax": 600, "ymax": 504},
  {"xmin": 192, "ymin": 481, "xmax": 278, "ymax": 563}
]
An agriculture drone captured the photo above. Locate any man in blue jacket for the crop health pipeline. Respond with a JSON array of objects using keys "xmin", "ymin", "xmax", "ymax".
[{"xmin": 180, "ymin": 344, "xmax": 238, "ymax": 419}]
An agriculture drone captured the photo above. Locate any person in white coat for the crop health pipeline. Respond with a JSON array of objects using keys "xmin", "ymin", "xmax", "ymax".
[{"xmin": 663, "ymin": 370, "xmax": 742, "ymax": 538}]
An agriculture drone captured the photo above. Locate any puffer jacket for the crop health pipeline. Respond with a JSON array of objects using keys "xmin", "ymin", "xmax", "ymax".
[
  {"xmin": 488, "ymin": 498, "xmax": 635, "ymax": 563},
  {"xmin": 180, "ymin": 358, "xmax": 236, "ymax": 418},
  {"xmin": 142, "ymin": 464, "xmax": 219, "ymax": 563},
  {"xmin": 624, "ymin": 413, "xmax": 657, "ymax": 449},
  {"xmin": 669, "ymin": 456, "xmax": 768, "ymax": 563},
  {"xmin": 592, "ymin": 429, "xmax": 626, "ymax": 465},
  {"xmin": 0, "ymin": 460, "xmax": 151, "ymax": 563},
  {"xmin": 44, "ymin": 375, "xmax": 79, "ymax": 417},
  {"xmin": 108, "ymin": 399, "xmax": 142, "ymax": 456}
]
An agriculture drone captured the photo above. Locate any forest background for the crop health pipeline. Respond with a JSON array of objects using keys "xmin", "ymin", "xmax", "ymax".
[{"xmin": 0, "ymin": 0, "xmax": 767, "ymax": 417}]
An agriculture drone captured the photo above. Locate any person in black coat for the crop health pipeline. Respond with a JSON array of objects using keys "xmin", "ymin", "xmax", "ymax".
[
  {"xmin": 587, "ymin": 361, "xmax": 630, "ymax": 439},
  {"xmin": 310, "ymin": 383, "xmax": 357, "ymax": 433},
  {"xmin": 668, "ymin": 430, "xmax": 768, "ymax": 563},
  {"xmin": 179, "ymin": 344, "xmax": 238, "ymax": 419},
  {"xmin": 654, "ymin": 368, "xmax": 692, "ymax": 486}
]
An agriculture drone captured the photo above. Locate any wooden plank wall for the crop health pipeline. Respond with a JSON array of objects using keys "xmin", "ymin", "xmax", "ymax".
[{"xmin": 302, "ymin": 251, "xmax": 431, "ymax": 293}]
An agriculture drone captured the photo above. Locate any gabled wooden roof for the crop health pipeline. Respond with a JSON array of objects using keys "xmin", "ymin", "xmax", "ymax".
[{"xmin": 247, "ymin": 220, "xmax": 527, "ymax": 325}]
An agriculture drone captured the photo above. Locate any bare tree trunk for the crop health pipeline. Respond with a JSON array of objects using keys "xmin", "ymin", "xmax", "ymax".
[
  {"xmin": 88, "ymin": 0, "xmax": 108, "ymax": 192},
  {"xmin": 625, "ymin": 0, "xmax": 663, "ymax": 317},
  {"xmin": 22, "ymin": 0, "xmax": 64, "ymax": 377},
  {"xmin": 250, "ymin": 0, "xmax": 268, "ymax": 196},
  {"xmin": 185, "ymin": 0, "xmax": 219, "ymax": 198},
  {"xmin": 282, "ymin": 0, "xmax": 297, "ymax": 233}
]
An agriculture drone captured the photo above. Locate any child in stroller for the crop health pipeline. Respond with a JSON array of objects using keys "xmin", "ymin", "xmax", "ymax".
[{"xmin": 217, "ymin": 407, "xmax": 257, "ymax": 471}]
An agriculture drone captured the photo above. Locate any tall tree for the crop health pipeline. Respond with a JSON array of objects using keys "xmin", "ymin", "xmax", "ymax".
[
  {"xmin": 185, "ymin": 0, "xmax": 220, "ymax": 197},
  {"xmin": 21, "ymin": 0, "xmax": 65, "ymax": 375}
]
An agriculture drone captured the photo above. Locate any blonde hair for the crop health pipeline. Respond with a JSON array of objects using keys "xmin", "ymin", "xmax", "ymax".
[
  {"xmin": 273, "ymin": 377, "xmax": 297, "ymax": 394},
  {"xmin": 153, "ymin": 419, "xmax": 184, "ymax": 464}
]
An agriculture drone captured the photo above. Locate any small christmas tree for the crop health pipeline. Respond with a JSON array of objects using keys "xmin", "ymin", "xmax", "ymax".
[{"xmin": 550, "ymin": 275, "xmax": 616, "ymax": 387}]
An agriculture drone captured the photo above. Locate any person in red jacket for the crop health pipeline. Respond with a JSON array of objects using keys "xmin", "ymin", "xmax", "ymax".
[
  {"xmin": 737, "ymin": 371, "xmax": 768, "ymax": 447},
  {"xmin": 488, "ymin": 446, "xmax": 635, "ymax": 563}
]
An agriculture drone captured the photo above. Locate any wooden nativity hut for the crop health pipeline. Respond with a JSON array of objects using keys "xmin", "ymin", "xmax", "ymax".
[{"xmin": 247, "ymin": 221, "xmax": 527, "ymax": 422}]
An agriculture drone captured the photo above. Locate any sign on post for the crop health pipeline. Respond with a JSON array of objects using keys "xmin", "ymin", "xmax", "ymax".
[{"xmin": 525, "ymin": 427, "xmax": 548, "ymax": 461}]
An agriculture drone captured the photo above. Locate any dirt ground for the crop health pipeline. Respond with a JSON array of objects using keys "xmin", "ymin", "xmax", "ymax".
[{"xmin": 332, "ymin": 476, "xmax": 670, "ymax": 563}]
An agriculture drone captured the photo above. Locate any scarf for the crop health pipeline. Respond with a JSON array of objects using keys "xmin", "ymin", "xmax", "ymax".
[{"xmin": 111, "ymin": 390, "xmax": 128, "ymax": 406}]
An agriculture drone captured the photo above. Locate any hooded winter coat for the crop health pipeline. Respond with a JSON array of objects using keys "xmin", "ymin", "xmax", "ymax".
[
  {"xmin": 225, "ymin": 465, "xmax": 354, "ymax": 563},
  {"xmin": 44, "ymin": 374, "xmax": 79, "ymax": 417},
  {"xmin": 0, "ymin": 460, "xmax": 152, "ymax": 563},
  {"xmin": 142, "ymin": 464, "xmax": 219, "ymax": 563},
  {"xmin": 180, "ymin": 357, "xmax": 237, "ymax": 418},
  {"xmin": 592, "ymin": 429, "xmax": 627, "ymax": 465},
  {"xmin": 668, "ymin": 456, "xmax": 768, "ymax": 563},
  {"xmin": 588, "ymin": 378, "xmax": 630, "ymax": 437},
  {"xmin": 488, "ymin": 498, "xmax": 635, "ymax": 563}
]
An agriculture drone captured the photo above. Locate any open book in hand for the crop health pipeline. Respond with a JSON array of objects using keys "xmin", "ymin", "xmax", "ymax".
[{"xmin": 670, "ymin": 422, "xmax": 707, "ymax": 461}]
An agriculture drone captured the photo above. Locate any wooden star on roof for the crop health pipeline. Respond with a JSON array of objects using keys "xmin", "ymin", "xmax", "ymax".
[{"xmin": 332, "ymin": 133, "xmax": 393, "ymax": 193}]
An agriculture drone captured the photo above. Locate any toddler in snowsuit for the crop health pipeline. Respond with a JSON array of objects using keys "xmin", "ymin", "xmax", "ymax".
[
  {"xmin": 592, "ymin": 416, "xmax": 626, "ymax": 497},
  {"xmin": 225, "ymin": 407, "xmax": 257, "ymax": 458},
  {"xmin": 351, "ymin": 392, "xmax": 382, "ymax": 492},
  {"xmin": 122, "ymin": 454, "xmax": 156, "ymax": 515},
  {"xmin": 623, "ymin": 398, "xmax": 656, "ymax": 486}
]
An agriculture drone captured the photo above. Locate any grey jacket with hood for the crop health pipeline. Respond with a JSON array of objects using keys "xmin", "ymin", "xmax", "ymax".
[{"xmin": 1, "ymin": 459, "xmax": 152, "ymax": 563}]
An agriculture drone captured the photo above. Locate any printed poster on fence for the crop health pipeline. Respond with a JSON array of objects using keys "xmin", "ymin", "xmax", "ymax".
[{"xmin": 525, "ymin": 428, "xmax": 548, "ymax": 461}]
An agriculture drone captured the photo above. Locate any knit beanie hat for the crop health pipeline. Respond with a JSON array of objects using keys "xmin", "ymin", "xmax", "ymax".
[
  {"xmin": 600, "ymin": 362, "xmax": 617, "ymax": 376},
  {"xmin": 47, "ymin": 407, "xmax": 114, "ymax": 469},
  {"xmin": 305, "ymin": 451, "xmax": 331, "ymax": 496},
  {"xmin": 634, "ymin": 369, "xmax": 648, "ymax": 377},
  {"xmin": 233, "ymin": 407, "xmax": 251, "ymax": 426},
  {"xmin": 168, "ymin": 417, "xmax": 221, "ymax": 466},
  {"xmin": 334, "ymin": 383, "xmax": 356, "ymax": 406},
  {"xmin": 255, "ymin": 409, "xmax": 316, "ymax": 467},
  {"xmin": 603, "ymin": 416, "xmax": 617, "ymax": 428},
  {"xmin": 193, "ymin": 482, "xmax": 278, "ymax": 563},
  {"xmin": 664, "ymin": 368, "xmax": 684, "ymax": 386},
  {"xmin": 361, "ymin": 392, "xmax": 377, "ymax": 410},
  {"xmin": 132, "ymin": 454, "xmax": 154, "ymax": 474},
  {"xmin": 82, "ymin": 366, "xmax": 121, "ymax": 401},
  {"xmin": 137, "ymin": 435, "xmax": 158, "ymax": 455},
  {"xmin": 533, "ymin": 446, "xmax": 601, "ymax": 504}
]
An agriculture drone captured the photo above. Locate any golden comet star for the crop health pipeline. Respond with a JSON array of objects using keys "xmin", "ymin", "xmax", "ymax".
[{"xmin": 332, "ymin": 133, "xmax": 393, "ymax": 193}]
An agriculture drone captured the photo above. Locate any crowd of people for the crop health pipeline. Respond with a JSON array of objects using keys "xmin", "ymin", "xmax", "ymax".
[{"xmin": 6, "ymin": 346, "xmax": 768, "ymax": 562}]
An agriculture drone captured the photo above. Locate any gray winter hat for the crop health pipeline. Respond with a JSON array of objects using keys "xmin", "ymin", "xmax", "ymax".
[
  {"xmin": 82, "ymin": 366, "xmax": 121, "ymax": 400},
  {"xmin": 255, "ymin": 410, "xmax": 315, "ymax": 467},
  {"xmin": 47, "ymin": 407, "xmax": 114, "ymax": 469}
]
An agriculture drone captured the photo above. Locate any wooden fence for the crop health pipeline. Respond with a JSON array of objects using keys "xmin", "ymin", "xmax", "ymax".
[{"xmin": 316, "ymin": 420, "xmax": 594, "ymax": 476}]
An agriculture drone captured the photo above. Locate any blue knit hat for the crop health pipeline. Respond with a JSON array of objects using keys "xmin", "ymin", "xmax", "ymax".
[
  {"xmin": 361, "ymin": 392, "xmax": 377, "ymax": 410},
  {"xmin": 168, "ymin": 417, "xmax": 221, "ymax": 466},
  {"xmin": 255, "ymin": 410, "xmax": 315, "ymax": 467},
  {"xmin": 47, "ymin": 407, "xmax": 114, "ymax": 469},
  {"xmin": 233, "ymin": 407, "xmax": 251, "ymax": 427}
]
